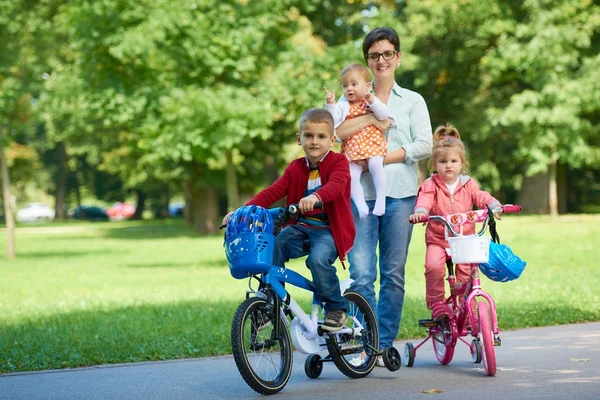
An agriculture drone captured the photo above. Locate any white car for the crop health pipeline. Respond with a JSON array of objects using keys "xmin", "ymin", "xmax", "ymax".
[{"xmin": 16, "ymin": 203, "xmax": 56, "ymax": 223}]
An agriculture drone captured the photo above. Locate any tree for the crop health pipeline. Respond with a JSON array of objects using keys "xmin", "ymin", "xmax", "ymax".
[{"xmin": 482, "ymin": 0, "xmax": 600, "ymax": 215}]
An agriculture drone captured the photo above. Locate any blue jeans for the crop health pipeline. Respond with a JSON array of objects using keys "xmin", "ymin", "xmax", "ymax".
[
  {"xmin": 348, "ymin": 196, "xmax": 415, "ymax": 348},
  {"xmin": 273, "ymin": 224, "xmax": 348, "ymax": 312}
]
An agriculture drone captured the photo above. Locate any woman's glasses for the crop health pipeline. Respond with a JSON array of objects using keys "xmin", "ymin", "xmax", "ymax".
[{"xmin": 366, "ymin": 50, "xmax": 398, "ymax": 62}]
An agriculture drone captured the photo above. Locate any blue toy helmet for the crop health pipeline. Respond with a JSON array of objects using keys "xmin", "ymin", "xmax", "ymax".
[
  {"xmin": 478, "ymin": 242, "xmax": 527, "ymax": 282},
  {"xmin": 225, "ymin": 205, "xmax": 274, "ymax": 239}
]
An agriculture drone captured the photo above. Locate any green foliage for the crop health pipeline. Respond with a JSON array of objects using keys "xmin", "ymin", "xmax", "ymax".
[{"xmin": 483, "ymin": 0, "xmax": 600, "ymax": 175}]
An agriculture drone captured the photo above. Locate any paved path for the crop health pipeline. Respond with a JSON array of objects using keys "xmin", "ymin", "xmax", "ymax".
[{"xmin": 2, "ymin": 322, "xmax": 599, "ymax": 399}]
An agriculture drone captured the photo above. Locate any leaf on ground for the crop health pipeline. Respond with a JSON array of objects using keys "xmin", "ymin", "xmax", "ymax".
[
  {"xmin": 422, "ymin": 389, "xmax": 443, "ymax": 394},
  {"xmin": 571, "ymin": 357, "xmax": 591, "ymax": 362}
]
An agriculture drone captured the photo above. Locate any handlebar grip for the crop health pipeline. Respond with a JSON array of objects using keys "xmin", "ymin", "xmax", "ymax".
[
  {"xmin": 501, "ymin": 204, "xmax": 522, "ymax": 214},
  {"xmin": 314, "ymin": 201, "xmax": 323, "ymax": 210}
]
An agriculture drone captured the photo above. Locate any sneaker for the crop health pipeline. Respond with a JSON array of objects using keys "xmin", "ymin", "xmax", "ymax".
[
  {"xmin": 431, "ymin": 301, "xmax": 450, "ymax": 321},
  {"xmin": 322, "ymin": 310, "xmax": 348, "ymax": 332},
  {"xmin": 376, "ymin": 355, "xmax": 385, "ymax": 367},
  {"xmin": 349, "ymin": 351, "xmax": 366, "ymax": 367}
]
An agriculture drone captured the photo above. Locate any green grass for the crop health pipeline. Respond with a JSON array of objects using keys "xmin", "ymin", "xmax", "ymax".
[{"xmin": 1, "ymin": 214, "xmax": 599, "ymax": 373}]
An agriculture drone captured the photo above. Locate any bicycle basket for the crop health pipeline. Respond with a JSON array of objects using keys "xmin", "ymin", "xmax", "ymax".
[
  {"xmin": 478, "ymin": 242, "xmax": 527, "ymax": 282},
  {"xmin": 448, "ymin": 235, "xmax": 491, "ymax": 264},
  {"xmin": 224, "ymin": 232, "xmax": 275, "ymax": 279}
]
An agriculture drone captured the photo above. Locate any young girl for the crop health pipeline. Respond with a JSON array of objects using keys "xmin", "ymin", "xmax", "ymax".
[
  {"xmin": 324, "ymin": 63, "xmax": 391, "ymax": 219},
  {"xmin": 409, "ymin": 124, "xmax": 502, "ymax": 321}
]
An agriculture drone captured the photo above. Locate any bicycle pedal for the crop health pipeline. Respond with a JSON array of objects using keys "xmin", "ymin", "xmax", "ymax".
[
  {"xmin": 418, "ymin": 319, "xmax": 437, "ymax": 328},
  {"xmin": 494, "ymin": 336, "xmax": 502, "ymax": 346}
]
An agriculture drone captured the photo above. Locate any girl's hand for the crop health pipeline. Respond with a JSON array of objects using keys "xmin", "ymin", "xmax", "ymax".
[
  {"xmin": 493, "ymin": 205, "xmax": 503, "ymax": 220},
  {"xmin": 323, "ymin": 87, "xmax": 336, "ymax": 105},
  {"xmin": 409, "ymin": 212, "xmax": 426, "ymax": 224}
]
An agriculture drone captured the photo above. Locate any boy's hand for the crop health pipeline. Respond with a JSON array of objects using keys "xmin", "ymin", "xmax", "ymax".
[
  {"xmin": 323, "ymin": 87, "xmax": 336, "ymax": 105},
  {"xmin": 298, "ymin": 195, "xmax": 320, "ymax": 214},
  {"xmin": 365, "ymin": 91, "xmax": 374, "ymax": 104},
  {"xmin": 409, "ymin": 212, "xmax": 426, "ymax": 224},
  {"xmin": 221, "ymin": 211, "xmax": 234, "ymax": 228}
]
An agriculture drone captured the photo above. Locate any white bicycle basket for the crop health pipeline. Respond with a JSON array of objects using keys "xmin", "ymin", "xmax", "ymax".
[{"xmin": 448, "ymin": 235, "xmax": 490, "ymax": 264}]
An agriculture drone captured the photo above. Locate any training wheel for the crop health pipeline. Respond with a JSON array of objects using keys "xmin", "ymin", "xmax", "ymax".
[
  {"xmin": 471, "ymin": 339, "xmax": 482, "ymax": 363},
  {"xmin": 404, "ymin": 342, "xmax": 415, "ymax": 367},
  {"xmin": 382, "ymin": 346, "xmax": 401, "ymax": 371},
  {"xmin": 304, "ymin": 353, "xmax": 323, "ymax": 379}
]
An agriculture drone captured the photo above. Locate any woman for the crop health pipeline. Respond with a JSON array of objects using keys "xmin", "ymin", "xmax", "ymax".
[{"xmin": 335, "ymin": 26, "xmax": 432, "ymax": 358}]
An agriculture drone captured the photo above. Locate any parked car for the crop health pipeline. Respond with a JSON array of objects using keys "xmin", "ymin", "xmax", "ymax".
[
  {"xmin": 16, "ymin": 203, "xmax": 55, "ymax": 223},
  {"xmin": 169, "ymin": 202, "xmax": 185, "ymax": 217},
  {"xmin": 71, "ymin": 205, "xmax": 109, "ymax": 221},
  {"xmin": 107, "ymin": 202, "xmax": 136, "ymax": 220}
]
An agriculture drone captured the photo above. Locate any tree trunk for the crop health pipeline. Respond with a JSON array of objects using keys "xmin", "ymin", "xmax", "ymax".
[
  {"xmin": 0, "ymin": 140, "xmax": 16, "ymax": 259},
  {"xmin": 190, "ymin": 185, "xmax": 219, "ymax": 235},
  {"xmin": 225, "ymin": 149, "xmax": 239, "ymax": 212},
  {"xmin": 548, "ymin": 148, "xmax": 558, "ymax": 219},
  {"xmin": 131, "ymin": 189, "xmax": 146, "ymax": 220},
  {"xmin": 183, "ymin": 181, "xmax": 193, "ymax": 225},
  {"xmin": 517, "ymin": 170, "xmax": 549, "ymax": 214},
  {"xmin": 54, "ymin": 142, "xmax": 68, "ymax": 219}
]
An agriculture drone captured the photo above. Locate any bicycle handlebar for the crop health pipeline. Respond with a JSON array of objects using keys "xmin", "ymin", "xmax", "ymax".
[{"xmin": 410, "ymin": 204, "xmax": 522, "ymax": 237}]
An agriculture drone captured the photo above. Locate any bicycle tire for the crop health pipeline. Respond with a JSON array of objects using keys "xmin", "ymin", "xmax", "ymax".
[
  {"xmin": 231, "ymin": 297, "xmax": 293, "ymax": 395},
  {"xmin": 432, "ymin": 318, "xmax": 455, "ymax": 365},
  {"xmin": 325, "ymin": 290, "xmax": 379, "ymax": 378},
  {"xmin": 478, "ymin": 301, "xmax": 497, "ymax": 376}
]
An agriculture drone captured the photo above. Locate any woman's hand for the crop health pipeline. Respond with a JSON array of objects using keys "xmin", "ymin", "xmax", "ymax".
[{"xmin": 374, "ymin": 118, "xmax": 391, "ymax": 132}]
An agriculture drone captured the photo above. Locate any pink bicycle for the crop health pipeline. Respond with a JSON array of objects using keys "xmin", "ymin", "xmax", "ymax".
[{"xmin": 404, "ymin": 205, "xmax": 522, "ymax": 376}]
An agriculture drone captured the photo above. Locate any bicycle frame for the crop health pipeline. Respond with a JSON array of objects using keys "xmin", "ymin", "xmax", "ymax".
[
  {"xmin": 254, "ymin": 264, "xmax": 359, "ymax": 352},
  {"xmin": 447, "ymin": 263, "xmax": 498, "ymax": 345}
]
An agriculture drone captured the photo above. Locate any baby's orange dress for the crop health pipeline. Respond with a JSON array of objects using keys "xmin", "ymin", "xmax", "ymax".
[{"xmin": 341, "ymin": 99, "xmax": 387, "ymax": 162}]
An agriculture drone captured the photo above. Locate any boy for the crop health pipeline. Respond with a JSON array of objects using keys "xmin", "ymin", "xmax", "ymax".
[{"xmin": 222, "ymin": 108, "xmax": 355, "ymax": 331}]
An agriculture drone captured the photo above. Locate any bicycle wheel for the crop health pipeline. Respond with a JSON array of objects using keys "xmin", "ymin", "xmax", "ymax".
[
  {"xmin": 432, "ymin": 318, "xmax": 455, "ymax": 365},
  {"xmin": 231, "ymin": 297, "xmax": 293, "ymax": 395},
  {"xmin": 326, "ymin": 290, "xmax": 379, "ymax": 379},
  {"xmin": 478, "ymin": 301, "xmax": 497, "ymax": 376}
]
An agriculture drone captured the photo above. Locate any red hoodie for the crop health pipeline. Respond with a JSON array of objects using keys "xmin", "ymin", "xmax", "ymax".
[{"xmin": 247, "ymin": 151, "xmax": 355, "ymax": 263}]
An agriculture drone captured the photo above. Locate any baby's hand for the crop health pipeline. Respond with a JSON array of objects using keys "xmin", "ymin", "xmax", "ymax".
[
  {"xmin": 323, "ymin": 87, "xmax": 336, "ymax": 105},
  {"xmin": 409, "ymin": 212, "xmax": 426, "ymax": 224},
  {"xmin": 365, "ymin": 91, "xmax": 374, "ymax": 104}
]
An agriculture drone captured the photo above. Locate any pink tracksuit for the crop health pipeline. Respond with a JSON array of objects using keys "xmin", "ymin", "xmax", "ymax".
[{"xmin": 414, "ymin": 173, "xmax": 501, "ymax": 308}]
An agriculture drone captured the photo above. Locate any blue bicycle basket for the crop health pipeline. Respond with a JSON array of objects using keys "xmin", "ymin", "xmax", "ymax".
[
  {"xmin": 478, "ymin": 242, "xmax": 527, "ymax": 282},
  {"xmin": 224, "ymin": 205, "xmax": 275, "ymax": 279}
]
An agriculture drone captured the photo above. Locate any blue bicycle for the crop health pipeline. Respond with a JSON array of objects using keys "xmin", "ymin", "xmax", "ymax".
[{"xmin": 223, "ymin": 204, "xmax": 401, "ymax": 395}]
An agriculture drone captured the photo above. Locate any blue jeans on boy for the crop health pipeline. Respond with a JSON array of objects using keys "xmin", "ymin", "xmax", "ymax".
[
  {"xmin": 348, "ymin": 196, "xmax": 416, "ymax": 349},
  {"xmin": 273, "ymin": 224, "xmax": 348, "ymax": 312}
]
